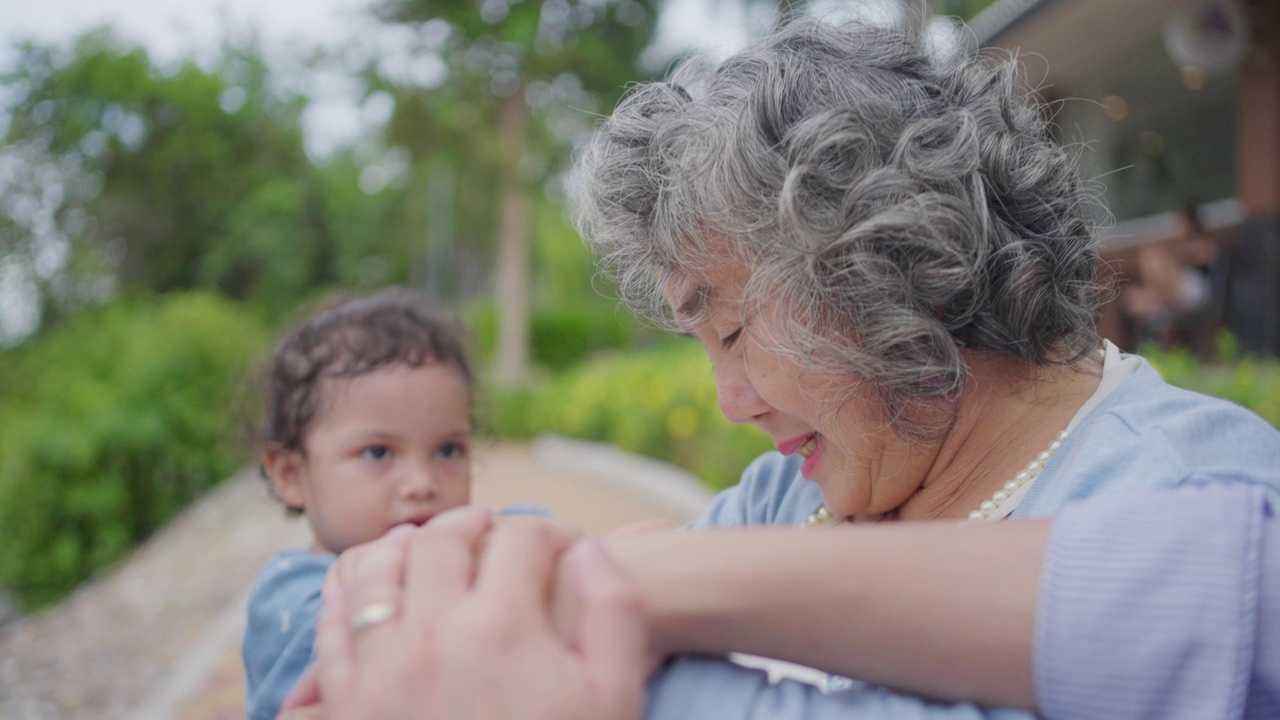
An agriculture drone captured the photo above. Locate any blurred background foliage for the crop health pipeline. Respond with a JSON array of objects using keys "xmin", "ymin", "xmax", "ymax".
[
  {"xmin": 0, "ymin": 293, "xmax": 267, "ymax": 606},
  {"xmin": 486, "ymin": 340, "xmax": 776, "ymax": 491},
  {"xmin": 0, "ymin": 0, "xmax": 669, "ymax": 610}
]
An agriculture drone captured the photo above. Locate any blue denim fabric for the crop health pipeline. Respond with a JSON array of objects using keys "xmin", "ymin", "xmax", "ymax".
[{"xmin": 242, "ymin": 550, "xmax": 332, "ymax": 720}]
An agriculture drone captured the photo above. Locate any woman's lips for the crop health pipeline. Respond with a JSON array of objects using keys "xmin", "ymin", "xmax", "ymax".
[
  {"xmin": 778, "ymin": 433, "xmax": 815, "ymax": 456},
  {"xmin": 800, "ymin": 435, "xmax": 823, "ymax": 478},
  {"xmin": 779, "ymin": 433, "xmax": 823, "ymax": 477}
]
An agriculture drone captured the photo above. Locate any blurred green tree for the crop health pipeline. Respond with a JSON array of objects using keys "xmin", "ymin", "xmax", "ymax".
[
  {"xmin": 0, "ymin": 29, "xmax": 359, "ymax": 333},
  {"xmin": 0, "ymin": 292, "xmax": 268, "ymax": 607},
  {"xmin": 371, "ymin": 0, "xmax": 662, "ymax": 387}
]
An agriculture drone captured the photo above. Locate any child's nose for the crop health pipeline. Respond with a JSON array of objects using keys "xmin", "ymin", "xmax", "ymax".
[{"xmin": 400, "ymin": 464, "xmax": 437, "ymax": 499}]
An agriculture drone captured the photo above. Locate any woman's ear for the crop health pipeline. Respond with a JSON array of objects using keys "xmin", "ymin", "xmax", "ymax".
[{"xmin": 263, "ymin": 443, "xmax": 307, "ymax": 511}]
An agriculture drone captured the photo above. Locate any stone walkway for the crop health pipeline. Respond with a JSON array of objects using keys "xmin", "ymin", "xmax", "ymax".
[{"xmin": 0, "ymin": 438, "xmax": 712, "ymax": 720}]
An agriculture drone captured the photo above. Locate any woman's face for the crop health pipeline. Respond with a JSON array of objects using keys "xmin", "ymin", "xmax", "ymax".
[{"xmin": 668, "ymin": 260, "xmax": 925, "ymax": 518}]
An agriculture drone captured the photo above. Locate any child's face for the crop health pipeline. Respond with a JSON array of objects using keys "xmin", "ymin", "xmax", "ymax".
[{"xmin": 268, "ymin": 363, "xmax": 472, "ymax": 554}]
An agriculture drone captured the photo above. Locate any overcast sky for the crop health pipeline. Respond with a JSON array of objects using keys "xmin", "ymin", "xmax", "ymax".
[
  {"xmin": 0, "ymin": 0, "xmax": 376, "ymax": 59},
  {"xmin": 0, "ymin": 0, "xmax": 774, "ymax": 155},
  {"xmin": 0, "ymin": 0, "xmax": 776, "ymax": 54}
]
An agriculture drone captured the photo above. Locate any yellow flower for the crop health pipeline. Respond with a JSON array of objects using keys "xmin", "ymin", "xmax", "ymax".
[{"xmin": 666, "ymin": 405, "xmax": 700, "ymax": 439}]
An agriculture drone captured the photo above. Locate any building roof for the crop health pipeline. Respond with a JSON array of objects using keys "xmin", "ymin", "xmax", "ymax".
[
  {"xmin": 968, "ymin": 0, "xmax": 1190, "ymax": 87},
  {"xmin": 969, "ymin": 0, "xmax": 1059, "ymax": 46}
]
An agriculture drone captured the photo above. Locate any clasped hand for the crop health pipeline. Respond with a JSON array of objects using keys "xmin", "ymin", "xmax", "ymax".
[{"xmin": 280, "ymin": 507, "xmax": 647, "ymax": 720}]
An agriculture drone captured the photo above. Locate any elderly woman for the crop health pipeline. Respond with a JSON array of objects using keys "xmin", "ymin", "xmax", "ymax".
[
  {"xmin": 289, "ymin": 17, "xmax": 1280, "ymax": 720},
  {"xmin": 574, "ymin": 19, "xmax": 1280, "ymax": 521},
  {"xmin": 574, "ymin": 16, "xmax": 1280, "ymax": 716},
  {"xmin": 578, "ymin": 16, "xmax": 1127, "ymax": 529}
]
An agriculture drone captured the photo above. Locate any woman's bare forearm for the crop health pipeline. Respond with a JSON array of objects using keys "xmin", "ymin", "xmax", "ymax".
[{"xmin": 604, "ymin": 521, "xmax": 1050, "ymax": 708}]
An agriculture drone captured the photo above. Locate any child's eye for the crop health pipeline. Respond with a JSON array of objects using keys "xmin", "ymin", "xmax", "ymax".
[
  {"xmin": 361, "ymin": 445, "xmax": 393, "ymax": 462},
  {"xmin": 436, "ymin": 442, "xmax": 468, "ymax": 460}
]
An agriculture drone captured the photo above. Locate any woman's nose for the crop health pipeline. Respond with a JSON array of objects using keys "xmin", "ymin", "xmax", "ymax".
[{"xmin": 716, "ymin": 363, "xmax": 769, "ymax": 425}]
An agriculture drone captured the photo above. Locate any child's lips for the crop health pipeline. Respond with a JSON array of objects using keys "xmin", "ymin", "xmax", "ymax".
[{"xmin": 402, "ymin": 513, "xmax": 435, "ymax": 527}]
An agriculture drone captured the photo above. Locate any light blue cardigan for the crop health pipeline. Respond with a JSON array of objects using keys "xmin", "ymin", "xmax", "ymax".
[{"xmin": 645, "ymin": 356, "xmax": 1280, "ymax": 719}]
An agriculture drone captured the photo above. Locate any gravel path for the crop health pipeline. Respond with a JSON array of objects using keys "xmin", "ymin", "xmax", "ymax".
[{"xmin": 0, "ymin": 440, "xmax": 711, "ymax": 720}]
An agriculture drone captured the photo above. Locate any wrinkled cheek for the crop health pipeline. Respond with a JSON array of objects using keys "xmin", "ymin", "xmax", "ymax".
[{"xmin": 824, "ymin": 435, "xmax": 886, "ymax": 513}]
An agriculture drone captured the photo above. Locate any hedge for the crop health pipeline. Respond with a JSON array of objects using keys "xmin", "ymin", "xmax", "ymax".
[
  {"xmin": 0, "ymin": 293, "xmax": 268, "ymax": 608},
  {"xmin": 488, "ymin": 341, "xmax": 773, "ymax": 491}
]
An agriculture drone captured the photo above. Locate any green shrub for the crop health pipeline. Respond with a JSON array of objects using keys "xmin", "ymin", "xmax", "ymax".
[
  {"xmin": 488, "ymin": 341, "xmax": 773, "ymax": 490},
  {"xmin": 0, "ymin": 293, "xmax": 268, "ymax": 608},
  {"xmin": 1141, "ymin": 335, "xmax": 1280, "ymax": 428}
]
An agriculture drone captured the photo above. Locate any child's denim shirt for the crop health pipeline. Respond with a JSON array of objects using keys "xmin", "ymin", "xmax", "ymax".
[{"xmin": 243, "ymin": 549, "xmax": 333, "ymax": 720}]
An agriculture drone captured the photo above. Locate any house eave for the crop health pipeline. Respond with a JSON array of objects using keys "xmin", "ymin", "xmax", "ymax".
[{"xmin": 969, "ymin": 0, "xmax": 1061, "ymax": 46}]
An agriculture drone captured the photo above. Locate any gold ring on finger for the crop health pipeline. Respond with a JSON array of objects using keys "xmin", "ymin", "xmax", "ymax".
[{"xmin": 350, "ymin": 601, "xmax": 399, "ymax": 634}]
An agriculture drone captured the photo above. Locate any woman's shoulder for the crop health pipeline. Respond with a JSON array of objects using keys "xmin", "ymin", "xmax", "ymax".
[
  {"xmin": 687, "ymin": 452, "xmax": 822, "ymax": 529},
  {"xmin": 1021, "ymin": 359, "xmax": 1280, "ymax": 514},
  {"xmin": 1092, "ymin": 358, "xmax": 1280, "ymax": 455}
]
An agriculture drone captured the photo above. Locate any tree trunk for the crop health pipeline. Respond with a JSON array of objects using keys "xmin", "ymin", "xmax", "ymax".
[
  {"xmin": 494, "ymin": 93, "xmax": 531, "ymax": 388},
  {"xmin": 422, "ymin": 158, "xmax": 456, "ymax": 300}
]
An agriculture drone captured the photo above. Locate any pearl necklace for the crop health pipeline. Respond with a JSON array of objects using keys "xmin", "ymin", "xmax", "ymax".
[
  {"xmin": 965, "ymin": 429, "xmax": 1068, "ymax": 522},
  {"xmin": 801, "ymin": 429, "xmax": 1070, "ymax": 528}
]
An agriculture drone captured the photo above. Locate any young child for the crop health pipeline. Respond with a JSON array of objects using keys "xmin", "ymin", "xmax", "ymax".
[{"xmin": 242, "ymin": 289, "xmax": 485, "ymax": 720}]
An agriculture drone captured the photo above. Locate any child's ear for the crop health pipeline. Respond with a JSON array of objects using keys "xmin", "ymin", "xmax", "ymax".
[{"xmin": 263, "ymin": 444, "xmax": 307, "ymax": 511}]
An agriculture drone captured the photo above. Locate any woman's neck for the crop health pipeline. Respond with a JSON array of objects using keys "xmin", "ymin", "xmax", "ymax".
[{"xmin": 895, "ymin": 352, "xmax": 1102, "ymax": 522}]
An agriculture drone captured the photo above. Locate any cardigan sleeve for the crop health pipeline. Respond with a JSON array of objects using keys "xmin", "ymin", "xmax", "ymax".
[{"xmin": 1036, "ymin": 482, "xmax": 1278, "ymax": 719}]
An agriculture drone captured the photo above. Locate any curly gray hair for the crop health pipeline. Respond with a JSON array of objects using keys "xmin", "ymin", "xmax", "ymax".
[{"xmin": 575, "ymin": 18, "xmax": 1104, "ymax": 440}]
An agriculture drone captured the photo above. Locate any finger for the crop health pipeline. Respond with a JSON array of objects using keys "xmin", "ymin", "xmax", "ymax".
[
  {"xmin": 343, "ymin": 532, "xmax": 412, "ymax": 657},
  {"xmin": 280, "ymin": 663, "xmax": 320, "ymax": 711},
  {"xmin": 489, "ymin": 513, "xmax": 584, "ymax": 565},
  {"xmin": 333, "ymin": 525, "xmax": 416, "ymax": 591},
  {"xmin": 474, "ymin": 517, "xmax": 576, "ymax": 612},
  {"xmin": 312, "ymin": 583, "xmax": 353, "ymax": 715},
  {"xmin": 403, "ymin": 505, "xmax": 493, "ymax": 618},
  {"xmin": 568, "ymin": 538, "xmax": 648, "ymax": 707},
  {"xmin": 494, "ymin": 512, "xmax": 584, "ymax": 542}
]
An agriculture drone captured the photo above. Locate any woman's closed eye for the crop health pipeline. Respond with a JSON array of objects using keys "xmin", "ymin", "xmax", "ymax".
[
  {"xmin": 361, "ymin": 445, "xmax": 394, "ymax": 462},
  {"xmin": 720, "ymin": 328, "xmax": 743, "ymax": 350}
]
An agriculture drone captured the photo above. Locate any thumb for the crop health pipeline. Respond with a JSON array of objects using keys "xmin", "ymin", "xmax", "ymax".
[
  {"xmin": 311, "ymin": 581, "xmax": 356, "ymax": 715},
  {"xmin": 568, "ymin": 539, "xmax": 648, "ymax": 711}
]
